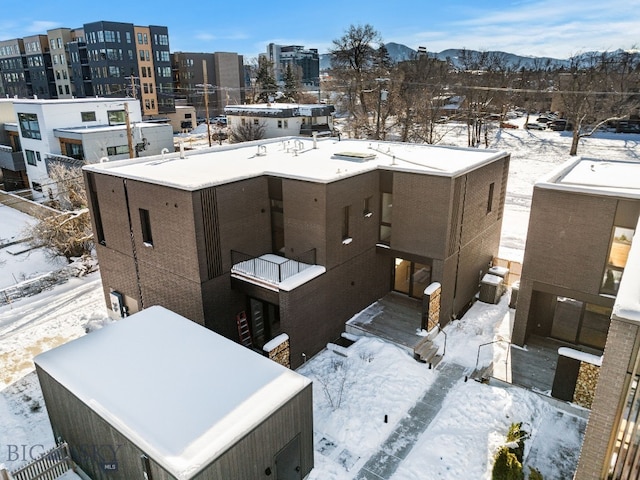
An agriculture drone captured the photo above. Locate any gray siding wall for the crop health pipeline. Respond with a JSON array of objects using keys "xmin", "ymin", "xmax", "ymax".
[{"xmin": 37, "ymin": 366, "xmax": 313, "ymax": 480}]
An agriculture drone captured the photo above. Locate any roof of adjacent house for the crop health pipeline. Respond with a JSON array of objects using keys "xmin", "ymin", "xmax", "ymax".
[
  {"xmin": 224, "ymin": 103, "xmax": 334, "ymax": 118},
  {"xmin": 83, "ymin": 136, "xmax": 508, "ymax": 191},
  {"xmin": 34, "ymin": 306, "xmax": 310, "ymax": 480},
  {"xmin": 536, "ymin": 157, "xmax": 640, "ymax": 199}
]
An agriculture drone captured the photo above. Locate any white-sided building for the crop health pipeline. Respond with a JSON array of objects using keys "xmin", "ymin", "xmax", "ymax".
[
  {"xmin": 10, "ymin": 98, "xmax": 174, "ymax": 200},
  {"xmin": 224, "ymin": 103, "xmax": 334, "ymax": 139}
]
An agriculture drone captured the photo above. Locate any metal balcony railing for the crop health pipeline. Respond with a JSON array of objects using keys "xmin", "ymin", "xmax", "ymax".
[{"xmin": 231, "ymin": 248, "xmax": 316, "ymax": 284}]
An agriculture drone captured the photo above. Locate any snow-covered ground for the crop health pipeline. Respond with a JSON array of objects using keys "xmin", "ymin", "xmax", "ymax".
[{"xmin": 1, "ymin": 119, "xmax": 638, "ymax": 478}]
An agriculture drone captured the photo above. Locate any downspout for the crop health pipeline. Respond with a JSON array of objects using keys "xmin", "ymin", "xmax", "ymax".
[{"xmin": 123, "ymin": 178, "xmax": 145, "ymax": 309}]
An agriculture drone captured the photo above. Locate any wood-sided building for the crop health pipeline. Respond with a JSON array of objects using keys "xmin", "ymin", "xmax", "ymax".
[{"xmin": 35, "ymin": 306, "xmax": 313, "ymax": 480}]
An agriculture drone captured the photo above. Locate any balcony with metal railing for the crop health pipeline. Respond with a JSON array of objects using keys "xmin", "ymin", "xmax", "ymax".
[
  {"xmin": 230, "ymin": 248, "xmax": 324, "ymax": 291},
  {"xmin": 0, "ymin": 145, "xmax": 25, "ymax": 171}
]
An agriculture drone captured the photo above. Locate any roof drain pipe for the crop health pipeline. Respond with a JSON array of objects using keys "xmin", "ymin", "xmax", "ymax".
[{"xmin": 313, "ymin": 131, "xmax": 318, "ymax": 149}]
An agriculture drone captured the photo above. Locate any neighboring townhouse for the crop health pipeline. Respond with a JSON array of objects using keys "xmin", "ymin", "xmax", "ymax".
[
  {"xmin": 0, "ymin": 99, "xmax": 27, "ymax": 190},
  {"xmin": 35, "ymin": 306, "xmax": 313, "ymax": 480},
  {"xmin": 10, "ymin": 98, "xmax": 173, "ymax": 200},
  {"xmin": 511, "ymin": 157, "xmax": 640, "ymax": 480},
  {"xmin": 83, "ymin": 137, "xmax": 509, "ymax": 368},
  {"xmin": 512, "ymin": 158, "xmax": 639, "ymax": 353},
  {"xmin": 575, "ymin": 213, "xmax": 640, "ymax": 479},
  {"xmin": 224, "ymin": 103, "xmax": 335, "ymax": 138},
  {"xmin": 172, "ymin": 52, "xmax": 245, "ymax": 118}
]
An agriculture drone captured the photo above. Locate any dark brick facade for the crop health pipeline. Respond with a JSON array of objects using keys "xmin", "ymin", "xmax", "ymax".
[
  {"xmin": 85, "ymin": 146, "xmax": 509, "ymax": 369},
  {"xmin": 513, "ymin": 187, "xmax": 640, "ymax": 346}
]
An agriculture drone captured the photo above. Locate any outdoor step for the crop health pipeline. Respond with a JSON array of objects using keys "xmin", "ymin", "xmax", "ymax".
[{"xmin": 413, "ymin": 341, "xmax": 439, "ymax": 363}]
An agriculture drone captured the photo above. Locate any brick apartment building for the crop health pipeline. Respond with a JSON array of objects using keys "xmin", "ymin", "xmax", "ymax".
[
  {"xmin": 512, "ymin": 158, "xmax": 639, "ymax": 352},
  {"xmin": 84, "ymin": 137, "xmax": 509, "ymax": 368}
]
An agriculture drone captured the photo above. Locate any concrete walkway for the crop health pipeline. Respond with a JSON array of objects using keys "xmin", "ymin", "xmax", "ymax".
[{"xmin": 354, "ymin": 362, "xmax": 467, "ymax": 480}]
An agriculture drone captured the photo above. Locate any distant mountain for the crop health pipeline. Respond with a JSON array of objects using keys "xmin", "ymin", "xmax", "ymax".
[{"xmin": 320, "ymin": 43, "xmax": 589, "ymax": 71}]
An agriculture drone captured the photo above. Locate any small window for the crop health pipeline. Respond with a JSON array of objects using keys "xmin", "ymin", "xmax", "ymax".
[
  {"xmin": 108, "ymin": 110, "xmax": 126, "ymax": 125},
  {"xmin": 25, "ymin": 149, "xmax": 38, "ymax": 166},
  {"xmin": 31, "ymin": 181, "xmax": 42, "ymax": 192},
  {"xmin": 107, "ymin": 145, "xmax": 130, "ymax": 156},
  {"xmin": 253, "ymin": 118, "xmax": 259, "ymax": 125},
  {"xmin": 81, "ymin": 111, "xmax": 96, "ymax": 122},
  {"xmin": 342, "ymin": 205, "xmax": 351, "ymax": 243},
  {"xmin": 139, "ymin": 209, "xmax": 153, "ymax": 246},
  {"xmin": 487, "ymin": 182, "xmax": 495, "ymax": 213},
  {"xmin": 277, "ymin": 120, "xmax": 283, "ymax": 128},
  {"xmin": 283, "ymin": 120, "xmax": 288, "ymax": 128},
  {"xmin": 363, "ymin": 196, "xmax": 373, "ymax": 217}
]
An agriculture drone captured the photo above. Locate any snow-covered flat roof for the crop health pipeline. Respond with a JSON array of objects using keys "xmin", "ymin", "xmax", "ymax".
[
  {"xmin": 34, "ymin": 306, "xmax": 310, "ymax": 480},
  {"xmin": 83, "ymin": 137, "xmax": 507, "ymax": 191},
  {"xmin": 536, "ymin": 157, "xmax": 640, "ymax": 199},
  {"xmin": 55, "ymin": 122, "xmax": 167, "ymax": 135},
  {"xmin": 9, "ymin": 97, "xmax": 134, "ymax": 106}
]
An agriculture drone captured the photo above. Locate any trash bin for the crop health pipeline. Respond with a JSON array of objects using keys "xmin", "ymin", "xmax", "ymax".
[{"xmin": 479, "ymin": 273, "xmax": 504, "ymax": 304}]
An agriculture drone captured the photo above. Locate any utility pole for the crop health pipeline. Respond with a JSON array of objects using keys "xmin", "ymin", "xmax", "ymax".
[
  {"xmin": 124, "ymin": 102, "xmax": 135, "ymax": 158},
  {"xmin": 125, "ymin": 75, "xmax": 139, "ymax": 99}
]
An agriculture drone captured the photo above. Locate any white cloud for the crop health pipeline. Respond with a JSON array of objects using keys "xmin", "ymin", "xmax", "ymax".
[
  {"xmin": 387, "ymin": 1, "xmax": 640, "ymax": 58},
  {"xmin": 24, "ymin": 20, "xmax": 60, "ymax": 33}
]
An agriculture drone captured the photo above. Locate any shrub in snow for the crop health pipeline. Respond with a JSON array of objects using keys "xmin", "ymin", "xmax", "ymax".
[
  {"xmin": 528, "ymin": 467, "xmax": 544, "ymax": 480},
  {"xmin": 506, "ymin": 422, "xmax": 528, "ymax": 463},
  {"xmin": 491, "ymin": 446, "xmax": 523, "ymax": 480}
]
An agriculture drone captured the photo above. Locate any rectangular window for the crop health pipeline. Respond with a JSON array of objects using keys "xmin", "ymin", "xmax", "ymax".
[
  {"xmin": 601, "ymin": 226, "xmax": 635, "ymax": 295},
  {"xmin": 139, "ymin": 209, "xmax": 153, "ymax": 246},
  {"xmin": 137, "ymin": 33, "xmax": 143, "ymax": 44},
  {"xmin": 106, "ymin": 145, "xmax": 130, "ymax": 155},
  {"xmin": 487, "ymin": 182, "xmax": 495, "ymax": 213},
  {"xmin": 25, "ymin": 149, "xmax": 38, "ymax": 165},
  {"xmin": 379, "ymin": 192, "xmax": 392, "ymax": 244},
  {"xmin": 363, "ymin": 196, "xmax": 373, "ymax": 217},
  {"xmin": 18, "ymin": 113, "xmax": 41, "ymax": 139},
  {"xmin": 253, "ymin": 118, "xmax": 259, "ymax": 125},
  {"xmin": 81, "ymin": 111, "xmax": 96, "ymax": 122},
  {"xmin": 108, "ymin": 110, "xmax": 126, "ymax": 125},
  {"xmin": 277, "ymin": 120, "xmax": 283, "ymax": 128},
  {"xmin": 283, "ymin": 120, "xmax": 288, "ymax": 128},
  {"xmin": 126, "ymin": 32, "xmax": 131, "ymax": 43},
  {"xmin": 31, "ymin": 181, "xmax": 42, "ymax": 192},
  {"xmin": 342, "ymin": 205, "xmax": 351, "ymax": 242}
]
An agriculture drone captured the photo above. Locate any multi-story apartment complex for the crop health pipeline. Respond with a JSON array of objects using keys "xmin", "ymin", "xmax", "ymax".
[
  {"xmin": 82, "ymin": 21, "xmax": 174, "ymax": 116},
  {"xmin": 0, "ymin": 35, "xmax": 57, "ymax": 99},
  {"xmin": 265, "ymin": 43, "xmax": 320, "ymax": 87},
  {"xmin": 172, "ymin": 51, "xmax": 244, "ymax": 117},
  {"xmin": 0, "ymin": 21, "xmax": 175, "ymax": 117},
  {"xmin": 83, "ymin": 137, "xmax": 509, "ymax": 369}
]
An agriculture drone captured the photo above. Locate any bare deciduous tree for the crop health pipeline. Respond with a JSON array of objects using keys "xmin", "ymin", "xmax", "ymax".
[
  {"xmin": 330, "ymin": 24, "xmax": 383, "ymax": 136},
  {"xmin": 555, "ymin": 51, "xmax": 640, "ymax": 155},
  {"xmin": 25, "ymin": 163, "xmax": 93, "ymax": 262},
  {"xmin": 229, "ymin": 120, "xmax": 267, "ymax": 143}
]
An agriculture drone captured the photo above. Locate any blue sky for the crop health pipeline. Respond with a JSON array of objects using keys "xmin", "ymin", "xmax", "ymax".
[{"xmin": 1, "ymin": 0, "xmax": 639, "ymax": 60}]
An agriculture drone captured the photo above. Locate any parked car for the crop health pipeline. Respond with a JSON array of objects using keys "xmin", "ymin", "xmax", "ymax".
[
  {"xmin": 500, "ymin": 121, "xmax": 518, "ymax": 129},
  {"xmin": 549, "ymin": 119, "xmax": 572, "ymax": 131},
  {"xmin": 525, "ymin": 122, "xmax": 546, "ymax": 130}
]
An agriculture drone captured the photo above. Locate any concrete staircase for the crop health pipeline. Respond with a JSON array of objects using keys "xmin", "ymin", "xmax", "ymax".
[{"xmin": 413, "ymin": 336, "xmax": 442, "ymax": 367}]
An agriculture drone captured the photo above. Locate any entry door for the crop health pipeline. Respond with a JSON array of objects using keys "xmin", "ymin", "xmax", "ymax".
[{"xmin": 275, "ymin": 435, "xmax": 301, "ymax": 480}]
